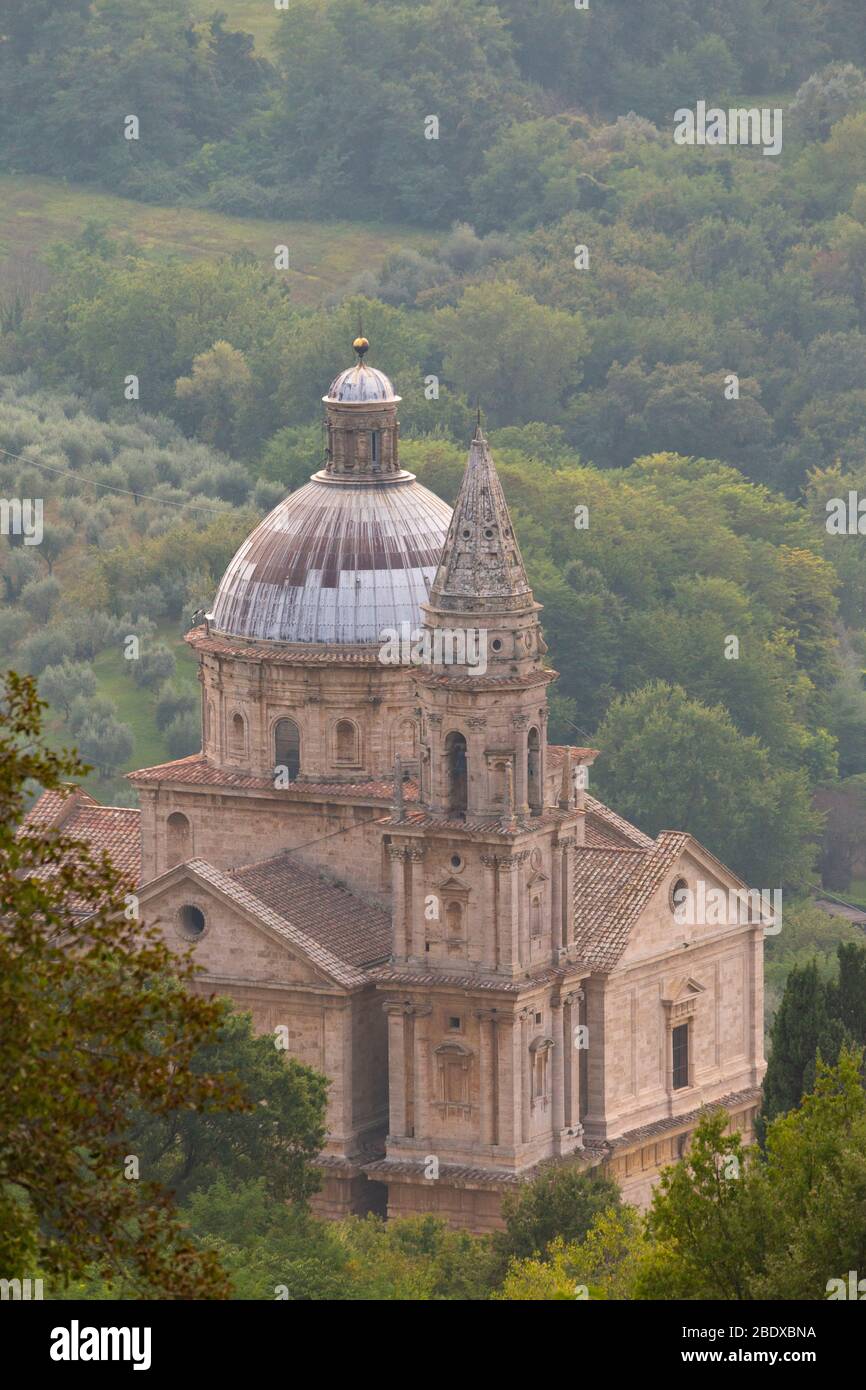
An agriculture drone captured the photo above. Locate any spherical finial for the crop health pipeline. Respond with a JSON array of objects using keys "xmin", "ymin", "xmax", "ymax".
[{"xmin": 353, "ymin": 336, "xmax": 370, "ymax": 360}]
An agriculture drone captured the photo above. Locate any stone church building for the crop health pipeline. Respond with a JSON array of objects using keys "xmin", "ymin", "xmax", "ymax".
[{"xmin": 30, "ymin": 342, "xmax": 766, "ymax": 1231}]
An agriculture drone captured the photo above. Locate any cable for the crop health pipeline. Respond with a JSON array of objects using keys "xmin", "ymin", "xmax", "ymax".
[{"xmin": 0, "ymin": 442, "xmax": 242, "ymax": 515}]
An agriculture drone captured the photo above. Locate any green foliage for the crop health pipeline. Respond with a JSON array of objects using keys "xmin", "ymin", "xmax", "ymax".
[
  {"xmin": 761, "ymin": 941, "xmax": 866, "ymax": 1127},
  {"xmin": 593, "ymin": 681, "xmax": 821, "ymax": 889},
  {"xmin": 0, "ymin": 671, "xmax": 236, "ymax": 1296},
  {"xmin": 127, "ymin": 1004, "xmax": 328, "ymax": 1206},
  {"xmin": 493, "ymin": 1165, "xmax": 621, "ymax": 1274},
  {"xmin": 637, "ymin": 1051, "xmax": 866, "ymax": 1300}
]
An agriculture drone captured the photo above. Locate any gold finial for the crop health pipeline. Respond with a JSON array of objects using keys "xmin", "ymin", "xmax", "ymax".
[{"xmin": 353, "ymin": 335, "xmax": 370, "ymax": 360}]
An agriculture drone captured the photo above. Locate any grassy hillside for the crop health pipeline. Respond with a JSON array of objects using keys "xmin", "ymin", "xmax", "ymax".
[
  {"xmin": 191, "ymin": 0, "xmax": 284, "ymax": 50},
  {"xmin": 41, "ymin": 624, "xmax": 201, "ymax": 806},
  {"xmin": 0, "ymin": 175, "xmax": 429, "ymax": 305}
]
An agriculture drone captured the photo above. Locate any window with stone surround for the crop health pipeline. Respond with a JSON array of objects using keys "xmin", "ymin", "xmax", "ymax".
[
  {"xmin": 530, "ymin": 892, "xmax": 543, "ymax": 938},
  {"xmin": 672, "ymin": 1022, "xmax": 690, "ymax": 1090},
  {"xmin": 335, "ymin": 718, "xmax": 360, "ymax": 766},
  {"xmin": 166, "ymin": 811, "xmax": 191, "ymax": 868},
  {"xmin": 434, "ymin": 1041, "xmax": 472, "ymax": 1117},
  {"xmin": 230, "ymin": 711, "xmax": 246, "ymax": 757},
  {"xmin": 274, "ymin": 718, "xmax": 301, "ymax": 782},
  {"xmin": 529, "ymin": 1035, "xmax": 554, "ymax": 1107},
  {"xmin": 527, "ymin": 726, "xmax": 541, "ymax": 812}
]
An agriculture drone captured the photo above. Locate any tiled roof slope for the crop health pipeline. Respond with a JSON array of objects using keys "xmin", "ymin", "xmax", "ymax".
[
  {"xmin": 572, "ymin": 831, "xmax": 690, "ymax": 970},
  {"xmin": 182, "ymin": 859, "xmax": 370, "ymax": 989},
  {"xmin": 19, "ymin": 787, "xmax": 141, "ymax": 887},
  {"xmin": 230, "ymin": 851, "xmax": 392, "ymax": 970},
  {"xmin": 584, "ymin": 794, "xmax": 655, "ymax": 850},
  {"xmin": 128, "ymin": 753, "xmax": 418, "ymax": 802}
]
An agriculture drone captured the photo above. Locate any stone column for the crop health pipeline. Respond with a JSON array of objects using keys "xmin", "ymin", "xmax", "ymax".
[
  {"xmin": 516, "ymin": 852, "xmax": 530, "ymax": 967},
  {"xmin": 497, "ymin": 855, "xmax": 520, "ymax": 972},
  {"xmin": 412, "ymin": 1005, "xmax": 432, "ymax": 1142},
  {"xmin": 389, "ymin": 845, "xmax": 407, "ymax": 960},
  {"xmin": 408, "ymin": 845, "xmax": 427, "ymax": 959},
  {"xmin": 561, "ymin": 836, "xmax": 575, "ymax": 945},
  {"xmin": 466, "ymin": 716, "xmax": 487, "ymax": 816},
  {"xmin": 481, "ymin": 854, "xmax": 499, "ymax": 968},
  {"xmin": 384, "ymin": 1003, "xmax": 408, "ymax": 1139},
  {"xmin": 551, "ymin": 842, "xmax": 563, "ymax": 953},
  {"xmin": 552, "ymin": 999, "xmax": 565, "ymax": 1141},
  {"xmin": 513, "ymin": 714, "xmax": 529, "ymax": 817},
  {"xmin": 475, "ymin": 1008, "xmax": 501, "ymax": 1147},
  {"xmin": 427, "ymin": 713, "xmax": 443, "ymax": 810},
  {"xmin": 519, "ymin": 1007, "xmax": 531, "ymax": 1145}
]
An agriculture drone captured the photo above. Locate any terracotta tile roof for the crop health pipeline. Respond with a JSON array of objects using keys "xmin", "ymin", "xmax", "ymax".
[
  {"xmin": 584, "ymin": 794, "xmax": 655, "ymax": 850},
  {"xmin": 596, "ymin": 1086, "xmax": 762, "ymax": 1154},
  {"xmin": 230, "ymin": 851, "xmax": 391, "ymax": 970},
  {"xmin": 187, "ymin": 626, "xmax": 386, "ymax": 665},
  {"xmin": 572, "ymin": 831, "xmax": 690, "ymax": 970},
  {"xmin": 18, "ymin": 786, "xmax": 141, "ymax": 915},
  {"xmin": 128, "ymin": 753, "xmax": 418, "ymax": 802},
  {"xmin": 548, "ymin": 744, "xmax": 599, "ymax": 765},
  {"xmin": 386, "ymin": 807, "xmax": 575, "ymax": 835},
  {"xmin": 20, "ymin": 787, "xmax": 141, "ymax": 883},
  {"xmin": 175, "ymin": 859, "xmax": 370, "ymax": 988},
  {"xmin": 363, "ymin": 1157, "xmax": 522, "ymax": 1187}
]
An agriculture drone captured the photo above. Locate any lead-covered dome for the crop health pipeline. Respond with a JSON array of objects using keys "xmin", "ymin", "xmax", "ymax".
[
  {"xmin": 208, "ymin": 473, "xmax": 451, "ymax": 645},
  {"xmin": 209, "ymin": 339, "xmax": 450, "ymax": 645},
  {"xmin": 325, "ymin": 361, "xmax": 398, "ymax": 403}
]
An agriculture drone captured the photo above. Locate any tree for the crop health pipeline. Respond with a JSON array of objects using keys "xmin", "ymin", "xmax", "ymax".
[
  {"xmin": 75, "ymin": 708, "xmax": 135, "ymax": 776},
  {"xmin": 132, "ymin": 642, "xmax": 176, "ymax": 690},
  {"xmin": 761, "ymin": 941, "xmax": 866, "ymax": 1129},
  {"xmin": 128, "ymin": 1003, "xmax": 328, "ymax": 1206},
  {"xmin": 0, "ymin": 670, "xmax": 239, "ymax": 1296},
  {"xmin": 39, "ymin": 658, "xmax": 98, "ymax": 719},
  {"xmin": 492, "ymin": 1165, "xmax": 621, "ymax": 1276},
  {"xmin": 760, "ymin": 960, "xmax": 847, "ymax": 1129},
  {"xmin": 436, "ymin": 282, "xmax": 587, "ymax": 427},
  {"xmin": 175, "ymin": 340, "xmax": 253, "ymax": 455},
  {"xmin": 593, "ymin": 681, "xmax": 821, "ymax": 889},
  {"xmin": 494, "ymin": 1205, "xmax": 648, "ymax": 1300}
]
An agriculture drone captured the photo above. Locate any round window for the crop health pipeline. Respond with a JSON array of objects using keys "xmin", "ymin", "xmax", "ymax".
[
  {"xmin": 450, "ymin": 853, "xmax": 464, "ymax": 872},
  {"xmin": 670, "ymin": 878, "xmax": 689, "ymax": 914},
  {"xmin": 178, "ymin": 904, "xmax": 206, "ymax": 940},
  {"xmin": 491, "ymin": 638, "xmax": 503, "ymax": 652}
]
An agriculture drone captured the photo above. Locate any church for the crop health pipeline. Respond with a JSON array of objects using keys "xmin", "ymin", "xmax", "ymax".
[{"xmin": 30, "ymin": 340, "xmax": 766, "ymax": 1231}]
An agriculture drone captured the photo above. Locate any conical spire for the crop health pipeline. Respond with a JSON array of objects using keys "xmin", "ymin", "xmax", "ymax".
[{"xmin": 428, "ymin": 425, "xmax": 534, "ymax": 617}]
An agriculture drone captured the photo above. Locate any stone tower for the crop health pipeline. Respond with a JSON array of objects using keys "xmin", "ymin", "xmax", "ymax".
[{"xmin": 371, "ymin": 425, "xmax": 591, "ymax": 1228}]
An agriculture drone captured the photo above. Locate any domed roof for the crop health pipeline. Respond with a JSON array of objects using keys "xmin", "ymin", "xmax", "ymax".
[
  {"xmin": 325, "ymin": 361, "xmax": 398, "ymax": 403},
  {"xmin": 208, "ymin": 474, "xmax": 452, "ymax": 645}
]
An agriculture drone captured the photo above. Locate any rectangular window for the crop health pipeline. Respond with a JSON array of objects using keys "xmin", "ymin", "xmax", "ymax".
[
  {"xmin": 370, "ymin": 430, "xmax": 380, "ymax": 466},
  {"xmin": 672, "ymin": 1023, "xmax": 690, "ymax": 1090}
]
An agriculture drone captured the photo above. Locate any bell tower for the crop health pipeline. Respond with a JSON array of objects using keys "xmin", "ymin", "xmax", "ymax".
[
  {"xmin": 416, "ymin": 421, "xmax": 554, "ymax": 822},
  {"xmin": 376, "ymin": 425, "xmax": 590, "ymax": 1211}
]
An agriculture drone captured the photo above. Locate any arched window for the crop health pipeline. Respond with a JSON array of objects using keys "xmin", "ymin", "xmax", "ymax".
[
  {"xmin": 274, "ymin": 718, "xmax": 301, "ymax": 782},
  {"xmin": 393, "ymin": 718, "xmax": 417, "ymax": 763},
  {"xmin": 530, "ymin": 894, "xmax": 543, "ymax": 939},
  {"xmin": 230, "ymin": 712, "xmax": 245, "ymax": 756},
  {"xmin": 445, "ymin": 731, "xmax": 467, "ymax": 816},
  {"xmin": 446, "ymin": 901, "xmax": 463, "ymax": 936},
  {"xmin": 166, "ymin": 811, "xmax": 190, "ymax": 868},
  {"xmin": 335, "ymin": 719, "xmax": 358, "ymax": 765},
  {"xmin": 527, "ymin": 726, "xmax": 541, "ymax": 813}
]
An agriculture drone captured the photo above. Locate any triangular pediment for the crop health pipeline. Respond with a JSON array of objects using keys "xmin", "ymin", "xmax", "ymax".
[
  {"xmin": 138, "ymin": 859, "xmax": 357, "ymax": 989},
  {"xmin": 662, "ymin": 975, "xmax": 706, "ymax": 1005}
]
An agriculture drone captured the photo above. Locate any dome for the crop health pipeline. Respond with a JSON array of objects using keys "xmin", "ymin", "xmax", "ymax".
[
  {"xmin": 326, "ymin": 361, "xmax": 398, "ymax": 403},
  {"xmin": 208, "ymin": 473, "xmax": 452, "ymax": 645}
]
